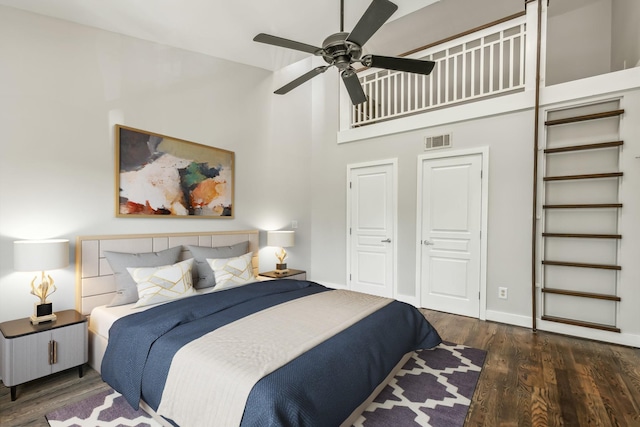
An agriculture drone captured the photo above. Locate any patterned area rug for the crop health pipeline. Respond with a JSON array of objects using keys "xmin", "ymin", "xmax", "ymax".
[
  {"xmin": 354, "ymin": 342, "xmax": 486, "ymax": 427},
  {"xmin": 46, "ymin": 389, "xmax": 161, "ymax": 427},
  {"xmin": 46, "ymin": 342, "xmax": 485, "ymax": 427}
]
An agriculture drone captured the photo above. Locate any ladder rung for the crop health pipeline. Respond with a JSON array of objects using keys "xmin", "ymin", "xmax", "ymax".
[
  {"xmin": 541, "ymin": 288, "xmax": 621, "ymax": 301},
  {"xmin": 545, "ymin": 109, "xmax": 625, "ymax": 126},
  {"xmin": 541, "ymin": 315, "xmax": 621, "ymax": 333},
  {"xmin": 542, "ymin": 260, "xmax": 621, "ymax": 270},
  {"xmin": 544, "ymin": 172, "xmax": 623, "ymax": 181},
  {"xmin": 544, "ymin": 140, "xmax": 623, "ymax": 154},
  {"xmin": 542, "ymin": 233, "xmax": 622, "ymax": 239},
  {"xmin": 543, "ymin": 203, "xmax": 622, "ymax": 209}
]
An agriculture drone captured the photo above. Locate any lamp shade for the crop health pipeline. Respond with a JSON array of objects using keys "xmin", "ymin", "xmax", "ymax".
[
  {"xmin": 14, "ymin": 239, "xmax": 70, "ymax": 272},
  {"xmin": 267, "ymin": 231, "xmax": 295, "ymax": 248}
]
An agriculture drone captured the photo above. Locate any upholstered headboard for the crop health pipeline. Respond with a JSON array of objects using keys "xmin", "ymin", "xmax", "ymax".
[{"xmin": 75, "ymin": 230, "xmax": 259, "ymax": 315}]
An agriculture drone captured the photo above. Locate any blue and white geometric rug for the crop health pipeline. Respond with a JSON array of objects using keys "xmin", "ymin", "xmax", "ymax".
[
  {"xmin": 354, "ymin": 342, "xmax": 486, "ymax": 427},
  {"xmin": 46, "ymin": 389, "xmax": 161, "ymax": 427},
  {"xmin": 46, "ymin": 342, "xmax": 485, "ymax": 427}
]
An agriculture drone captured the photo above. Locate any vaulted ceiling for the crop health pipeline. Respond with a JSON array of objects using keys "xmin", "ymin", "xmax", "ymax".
[{"xmin": 0, "ymin": 0, "xmax": 537, "ymax": 71}]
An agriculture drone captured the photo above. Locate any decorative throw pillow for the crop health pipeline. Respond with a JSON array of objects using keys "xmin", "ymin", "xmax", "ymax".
[
  {"xmin": 128, "ymin": 258, "xmax": 196, "ymax": 308},
  {"xmin": 187, "ymin": 241, "xmax": 249, "ymax": 289},
  {"xmin": 105, "ymin": 246, "xmax": 182, "ymax": 307},
  {"xmin": 206, "ymin": 252, "xmax": 255, "ymax": 291}
]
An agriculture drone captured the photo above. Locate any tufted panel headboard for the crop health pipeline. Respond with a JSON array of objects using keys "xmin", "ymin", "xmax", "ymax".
[{"xmin": 75, "ymin": 230, "xmax": 259, "ymax": 315}]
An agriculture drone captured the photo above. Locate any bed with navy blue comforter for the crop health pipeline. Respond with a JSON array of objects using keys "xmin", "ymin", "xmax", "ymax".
[{"xmin": 101, "ymin": 280, "xmax": 441, "ymax": 426}]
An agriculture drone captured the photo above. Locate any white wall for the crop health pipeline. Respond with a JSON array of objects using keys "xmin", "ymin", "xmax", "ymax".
[
  {"xmin": 546, "ymin": 0, "xmax": 612, "ymax": 85},
  {"xmin": 310, "ymin": 86, "xmax": 535, "ymax": 319},
  {"xmin": 612, "ymin": 0, "xmax": 640, "ymax": 70},
  {"xmin": 0, "ymin": 6, "xmax": 314, "ymax": 323}
]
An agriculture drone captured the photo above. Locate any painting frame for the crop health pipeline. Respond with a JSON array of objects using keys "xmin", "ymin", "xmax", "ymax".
[{"xmin": 115, "ymin": 125, "xmax": 235, "ymax": 219}]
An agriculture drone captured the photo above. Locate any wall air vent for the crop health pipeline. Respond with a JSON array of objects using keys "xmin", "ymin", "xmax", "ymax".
[{"xmin": 424, "ymin": 134, "xmax": 452, "ymax": 151}]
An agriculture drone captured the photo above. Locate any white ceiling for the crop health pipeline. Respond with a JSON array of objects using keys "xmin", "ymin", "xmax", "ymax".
[
  {"xmin": 0, "ymin": 0, "xmax": 448, "ymax": 71},
  {"xmin": 0, "ymin": 0, "xmax": 597, "ymax": 72}
]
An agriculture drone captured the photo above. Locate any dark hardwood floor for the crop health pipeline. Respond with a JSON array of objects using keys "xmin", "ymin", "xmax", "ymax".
[
  {"xmin": 1, "ymin": 310, "xmax": 639, "ymax": 426},
  {"xmin": 423, "ymin": 309, "xmax": 640, "ymax": 427},
  {"xmin": 0, "ymin": 366, "xmax": 109, "ymax": 427}
]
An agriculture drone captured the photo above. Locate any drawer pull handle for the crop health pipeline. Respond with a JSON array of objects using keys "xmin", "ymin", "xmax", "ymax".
[{"xmin": 49, "ymin": 340, "xmax": 58, "ymax": 365}]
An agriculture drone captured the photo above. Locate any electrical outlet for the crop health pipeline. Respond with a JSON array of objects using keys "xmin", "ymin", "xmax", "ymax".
[
  {"xmin": 291, "ymin": 220, "xmax": 298, "ymax": 229},
  {"xmin": 498, "ymin": 287, "xmax": 508, "ymax": 299}
]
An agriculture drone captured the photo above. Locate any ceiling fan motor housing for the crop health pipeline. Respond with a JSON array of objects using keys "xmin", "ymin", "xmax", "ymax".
[{"xmin": 322, "ymin": 32, "xmax": 362, "ymax": 69}]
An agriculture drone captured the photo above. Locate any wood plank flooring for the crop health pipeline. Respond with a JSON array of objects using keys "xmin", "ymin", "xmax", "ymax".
[
  {"xmin": 1, "ymin": 310, "xmax": 639, "ymax": 426},
  {"xmin": 0, "ymin": 366, "xmax": 109, "ymax": 426},
  {"xmin": 423, "ymin": 309, "xmax": 640, "ymax": 427}
]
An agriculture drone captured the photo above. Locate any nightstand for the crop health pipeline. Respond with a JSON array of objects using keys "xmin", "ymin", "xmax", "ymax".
[
  {"xmin": 0, "ymin": 309, "xmax": 88, "ymax": 401},
  {"xmin": 259, "ymin": 269, "xmax": 307, "ymax": 280}
]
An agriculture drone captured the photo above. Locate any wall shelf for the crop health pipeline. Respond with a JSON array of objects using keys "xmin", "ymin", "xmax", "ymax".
[
  {"xmin": 544, "ymin": 172, "xmax": 623, "ymax": 182},
  {"xmin": 542, "ymin": 233, "xmax": 621, "ymax": 239},
  {"xmin": 539, "ymin": 106, "xmax": 624, "ymax": 333},
  {"xmin": 541, "ymin": 288, "xmax": 621, "ymax": 301},
  {"xmin": 543, "ymin": 203, "xmax": 622, "ymax": 209},
  {"xmin": 544, "ymin": 109, "xmax": 625, "ymax": 126},
  {"xmin": 542, "ymin": 260, "xmax": 621, "ymax": 270},
  {"xmin": 544, "ymin": 140, "xmax": 623, "ymax": 154},
  {"xmin": 541, "ymin": 315, "xmax": 621, "ymax": 333}
]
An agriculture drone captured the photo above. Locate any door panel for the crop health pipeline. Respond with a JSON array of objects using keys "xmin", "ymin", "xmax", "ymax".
[
  {"xmin": 430, "ymin": 257, "xmax": 468, "ymax": 297},
  {"xmin": 349, "ymin": 162, "xmax": 395, "ymax": 298},
  {"xmin": 420, "ymin": 154, "xmax": 482, "ymax": 317},
  {"xmin": 51, "ymin": 323, "xmax": 87, "ymax": 374}
]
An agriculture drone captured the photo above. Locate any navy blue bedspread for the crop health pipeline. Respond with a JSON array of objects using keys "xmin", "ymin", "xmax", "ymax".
[{"xmin": 102, "ymin": 280, "xmax": 442, "ymax": 426}]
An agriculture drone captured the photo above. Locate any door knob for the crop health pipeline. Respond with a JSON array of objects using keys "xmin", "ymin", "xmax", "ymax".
[
  {"xmin": 423, "ymin": 240, "xmax": 435, "ymax": 245},
  {"xmin": 381, "ymin": 238, "xmax": 391, "ymax": 243}
]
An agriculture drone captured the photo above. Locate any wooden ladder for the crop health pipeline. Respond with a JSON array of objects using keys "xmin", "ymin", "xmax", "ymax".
[{"xmin": 540, "ymin": 107, "xmax": 624, "ymax": 333}]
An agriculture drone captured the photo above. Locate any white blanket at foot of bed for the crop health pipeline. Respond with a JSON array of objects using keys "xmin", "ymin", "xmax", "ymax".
[{"xmin": 157, "ymin": 290, "xmax": 392, "ymax": 427}]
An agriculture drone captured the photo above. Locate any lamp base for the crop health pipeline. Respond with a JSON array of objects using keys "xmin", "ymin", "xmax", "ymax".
[
  {"xmin": 275, "ymin": 263, "xmax": 289, "ymax": 274},
  {"xmin": 31, "ymin": 303, "xmax": 56, "ymax": 325}
]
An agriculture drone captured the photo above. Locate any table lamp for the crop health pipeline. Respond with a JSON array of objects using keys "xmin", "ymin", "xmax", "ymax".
[
  {"xmin": 267, "ymin": 231, "xmax": 295, "ymax": 274},
  {"xmin": 14, "ymin": 239, "xmax": 69, "ymax": 324}
]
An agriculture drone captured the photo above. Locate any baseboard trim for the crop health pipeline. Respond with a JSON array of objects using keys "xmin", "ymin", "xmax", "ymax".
[{"xmin": 485, "ymin": 310, "xmax": 532, "ymax": 328}]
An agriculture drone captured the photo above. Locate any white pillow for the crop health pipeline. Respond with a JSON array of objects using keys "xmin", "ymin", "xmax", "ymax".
[
  {"xmin": 128, "ymin": 258, "xmax": 196, "ymax": 308},
  {"xmin": 206, "ymin": 252, "xmax": 256, "ymax": 290}
]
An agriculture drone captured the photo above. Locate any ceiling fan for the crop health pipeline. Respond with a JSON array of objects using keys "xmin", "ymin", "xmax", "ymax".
[{"xmin": 253, "ymin": 0, "xmax": 436, "ymax": 105}]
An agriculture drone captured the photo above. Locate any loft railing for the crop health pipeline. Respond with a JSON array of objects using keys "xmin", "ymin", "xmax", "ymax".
[{"xmin": 351, "ymin": 13, "xmax": 527, "ymax": 127}]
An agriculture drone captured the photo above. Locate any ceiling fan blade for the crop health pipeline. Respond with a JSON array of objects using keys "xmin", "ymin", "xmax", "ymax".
[
  {"xmin": 275, "ymin": 66, "xmax": 330, "ymax": 95},
  {"xmin": 341, "ymin": 69, "xmax": 367, "ymax": 105},
  {"xmin": 253, "ymin": 33, "xmax": 323, "ymax": 55},
  {"xmin": 362, "ymin": 55, "xmax": 436, "ymax": 75},
  {"xmin": 346, "ymin": 0, "xmax": 398, "ymax": 47}
]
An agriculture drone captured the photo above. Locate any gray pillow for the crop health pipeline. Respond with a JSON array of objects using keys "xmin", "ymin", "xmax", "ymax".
[
  {"xmin": 187, "ymin": 241, "xmax": 249, "ymax": 289},
  {"xmin": 105, "ymin": 246, "xmax": 182, "ymax": 307}
]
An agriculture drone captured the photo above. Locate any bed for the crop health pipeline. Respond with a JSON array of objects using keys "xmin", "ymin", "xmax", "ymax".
[{"xmin": 76, "ymin": 230, "xmax": 441, "ymax": 426}]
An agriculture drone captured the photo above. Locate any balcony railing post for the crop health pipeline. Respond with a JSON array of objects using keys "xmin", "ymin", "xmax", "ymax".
[{"xmin": 525, "ymin": 0, "xmax": 544, "ymax": 92}]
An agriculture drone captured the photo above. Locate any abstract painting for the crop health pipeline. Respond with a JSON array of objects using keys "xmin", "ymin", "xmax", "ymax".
[{"xmin": 116, "ymin": 125, "xmax": 234, "ymax": 218}]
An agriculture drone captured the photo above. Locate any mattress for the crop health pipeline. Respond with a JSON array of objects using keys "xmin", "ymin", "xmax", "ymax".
[
  {"xmin": 90, "ymin": 303, "xmax": 145, "ymax": 339},
  {"xmin": 89, "ymin": 286, "xmax": 220, "ymax": 340}
]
